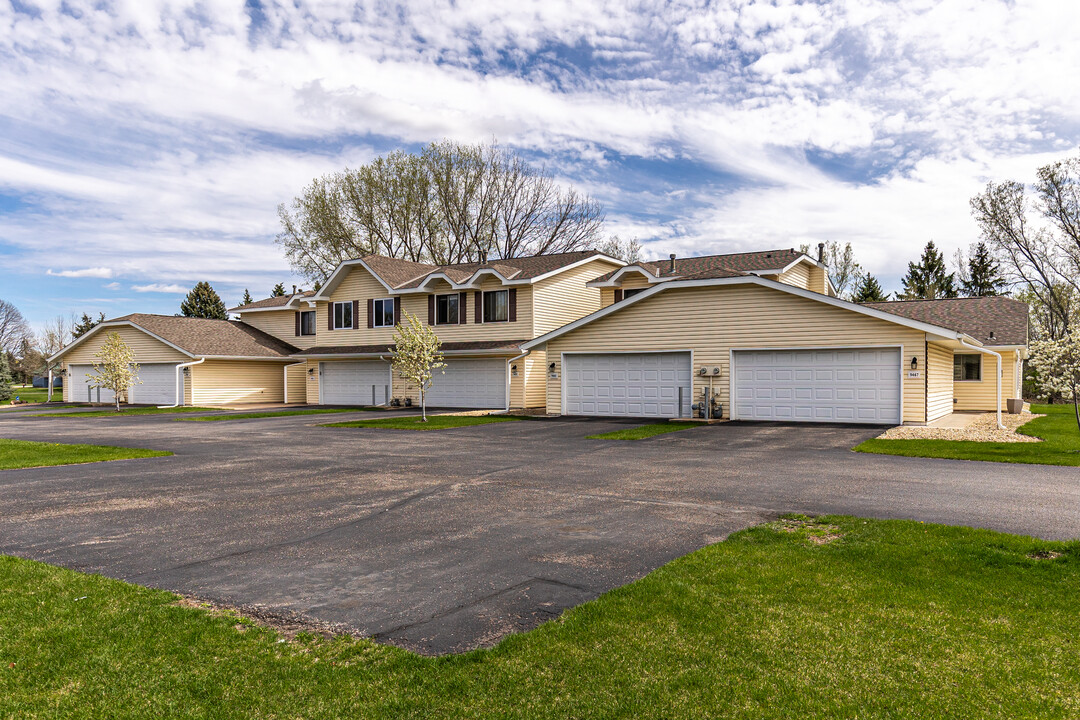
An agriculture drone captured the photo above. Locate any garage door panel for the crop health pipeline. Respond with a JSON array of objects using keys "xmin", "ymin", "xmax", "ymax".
[
  {"xmin": 425, "ymin": 358, "xmax": 506, "ymax": 408},
  {"xmin": 321, "ymin": 361, "xmax": 390, "ymax": 405},
  {"xmin": 133, "ymin": 363, "xmax": 179, "ymax": 405},
  {"xmin": 565, "ymin": 353, "xmax": 691, "ymax": 418},
  {"xmin": 69, "ymin": 364, "xmax": 117, "ymax": 404},
  {"xmin": 734, "ymin": 348, "xmax": 900, "ymax": 424}
]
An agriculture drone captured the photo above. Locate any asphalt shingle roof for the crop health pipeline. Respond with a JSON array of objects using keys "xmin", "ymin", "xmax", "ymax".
[
  {"xmin": 299, "ymin": 339, "xmax": 528, "ymax": 355},
  {"xmin": 393, "ymin": 251, "xmax": 610, "ymax": 289},
  {"xmin": 229, "ymin": 290, "xmax": 315, "ymax": 312},
  {"xmin": 862, "ymin": 297, "xmax": 1029, "ymax": 346},
  {"xmin": 590, "ymin": 248, "xmax": 806, "ymax": 283},
  {"xmin": 107, "ymin": 314, "xmax": 299, "ymax": 358}
]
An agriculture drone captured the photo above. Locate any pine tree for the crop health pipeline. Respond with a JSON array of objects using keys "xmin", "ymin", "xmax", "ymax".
[
  {"xmin": 241, "ymin": 289, "xmax": 254, "ymax": 306},
  {"xmin": 961, "ymin": 242, "xmax": 1007, "ymax": 297},
  {"xmin": 180, "ymin": 282, "xmax": 228, "ymax": 320},
  {"xmin": 72, "ymin": 312, "xmax": 105, "ymax": 339},
  {"xmin": 899, "ymin": 241, "xmax": 957, "ymax": 300},
  {"xmin": 0, "ymin": 352, "xmax": 12, "ymax": 402},
  {"xmin": 851, "ymin": 272, "xmax": 889, "ymax": 302},
  {"xmin": 271, "ymin": 283, "xmax": 286, "ymax": 297}
]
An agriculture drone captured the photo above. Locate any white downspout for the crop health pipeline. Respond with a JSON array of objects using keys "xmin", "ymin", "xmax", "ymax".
[
  {"xmin": 283, "ymin": 360, "xmax": 306, "ymax": 405},
  {"xmin": 506, "ymin": 351, "xmax": 529, "ymax": 411},
  {"xmin": 47, "ymin": 367, "xmax": 54, "ymax": 403},
  {"xmin": 159, "ymin": 358, "xmax": 205, "ymax": 409},
  {"xmin": 959, "ymin": 340, "xmax": 1003, "ymax": 429}
]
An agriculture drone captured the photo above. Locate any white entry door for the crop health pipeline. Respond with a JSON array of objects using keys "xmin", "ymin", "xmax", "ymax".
[
  {"xmin": 563, "ymin": 352, "xmax": 693, "ymax": 418},
  {"xmin": 732, "ymin": 348, "xmax": 901, "ymax": 424},
  {"xmin": 424, "ymin": 358, "xmax": 507, "ymax": 409},
  {"xmin": 132, "ymin": 363, "xmax": 178, "ymax": 405},
  {"xmin": 320, "ymin": 361, "xmax": 391, "ymax": 405}
]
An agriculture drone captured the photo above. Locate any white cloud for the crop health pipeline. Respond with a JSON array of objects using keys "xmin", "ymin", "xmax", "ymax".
[
  {"xmin": 132, "ymin": 283, "xmax": 189, "ymax": 294},
  {"xmin": 104, "ymin": 282, "xmax": 121, "ymax": 289},
  {"xmin": 46, "ymin": 267, "xmax": 114, "ymax": 279}
]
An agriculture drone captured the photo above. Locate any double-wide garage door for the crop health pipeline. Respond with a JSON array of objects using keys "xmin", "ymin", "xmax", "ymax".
[
  {"xmin": 733, "ymin": 348, "xmax": 900, "ymax": 424},
  {"xmin": 564, "ymin": 352, "xmax": 692, "ymax": 418},
  {"xmin": 320, "ymin": 358, "xmax": 507, "ymax": 409},
  {"xmin": 69, "ymin": 363, "xmax": 179, "ymax": 405}
]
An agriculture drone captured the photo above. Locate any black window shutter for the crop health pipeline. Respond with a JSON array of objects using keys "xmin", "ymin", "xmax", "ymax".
[
  {"xmin": 459, "ymin": 292, "xmax": 467, "ymax": 324},
  {"xmin": 352, "ymin": 300, "xmax": 359, "ymax": 329},
  {"xmin": 614, "ymin": 288, "xmax": 623, "ymax": 303},
  {"xmin": 394, "ymin": 297, "xmax": 402, "ymax": 325},
  {"xmin": 508, "ymin": 288, "xmax": 517, "ymax": 322},
  {"xmin": 367, "ymin": 299, "xmax": 374, "ymax": 328},
  {"xmin": 475, "ymin": 291, "xmax": 483, "ymax": 324},
  {"xmin": 328, "ymin": 303, "xmax": 335, "ymax": 331},
  {"xmin": 295, "ymin": 311, "xmax": 301, "ymax": 336},
  {"xmin": 428, "ymin": 295, "xmax": 436, "ymax": 325}
]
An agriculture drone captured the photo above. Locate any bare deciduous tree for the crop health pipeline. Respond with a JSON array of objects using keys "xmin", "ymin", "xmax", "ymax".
[
  {"xmin": 594, "ymin": 235, "xmax": 644, "ymax": 263},
  {"xmin": 0, "ymin": 299, "xmax": 31, "ymax": 354},
  {"xmin": 277, "ymin": 139, "xmax": 605, "ymax": 282},
  {"xmin": 799, "ymin": 242, "xmax": 862, "ymax": 298}
]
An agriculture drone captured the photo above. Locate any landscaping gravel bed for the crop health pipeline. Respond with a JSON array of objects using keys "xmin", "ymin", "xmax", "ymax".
[{"xmin": 876, "ymin": 411, "xmax": 1044, "ymax": 443}]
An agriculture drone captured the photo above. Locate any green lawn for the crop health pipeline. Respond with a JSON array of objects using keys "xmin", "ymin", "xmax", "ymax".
[
  {"xmin": 32, "ymin": 406, "xmax": 221, "ymax": 418},
  {"xmin": 2, "ymin": 516, "xmax": 1078, "ymax": 718},
  {"xmin": 322, "ymin": 414, "xmax": 521, "ymax": 431},
  {"xmin": 0, "ymin": 438, "xmax": 171, "ymax": 470},
  {"xmin": 178, "ymin": 407, "xmax": 381, "ymax": 422},
  {"xmin": 855, "ymin": 403, "xmax": 1080, "ymax": 465},
  {"xmin": 6, "ymin": 385, "xmax": 51, "ymax": 404},
  {"xmin": 587, "ymin": 421, "xmax": 702, "ymax": 440}
]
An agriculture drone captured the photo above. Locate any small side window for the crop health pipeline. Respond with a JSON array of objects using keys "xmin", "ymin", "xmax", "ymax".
[
  {"xmin": 333, "ymin": 302, "xmax": 353, "ymax": 330},
  {"xmin": 953, "ymin": 354, "xmax": 981, "ymax": 382},
  {"xmin": 299, "ymin": 311, "xmax": 316, "ymax": 336}
]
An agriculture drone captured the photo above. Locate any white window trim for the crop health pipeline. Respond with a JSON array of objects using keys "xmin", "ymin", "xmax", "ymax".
[
  {"xmin": 299, "ymin": 310, "xmax": 317, "ymax": 336},
  {"xmin": 482, "ymin": 289, "xmax": 510, "ymax": 324},
  {"xmin": 373, "ymin": 298, "xmax": 395, "ymax": 328},
  {"xmin": 333, "ymin": 301, "xmax": 353, "ymax": 330},
  {"xmin": 435, "ymin": 293, "xmax": 460, "ymax": 326},
  {"xmin": 953, "ymin": 352, "xmax": 982, "ymax": 382}
]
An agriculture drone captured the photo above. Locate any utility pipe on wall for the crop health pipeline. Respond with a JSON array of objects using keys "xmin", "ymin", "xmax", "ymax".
[
  {"xmin": 959, "ymin": 340, "xmax": 1003, "ymax": 429},
  {"xmin": 159, "ymin": 358, "xmax": 205, "ymax": 409}
]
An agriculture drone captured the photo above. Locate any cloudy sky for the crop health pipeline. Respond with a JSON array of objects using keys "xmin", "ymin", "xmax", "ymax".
[{"xmin": 2, "ymin": 0, "xmax": 1078, "ymax": 328}]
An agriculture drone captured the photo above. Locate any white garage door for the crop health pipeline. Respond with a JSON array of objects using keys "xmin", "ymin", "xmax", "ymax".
[
  {"xmin": 132, "ymin": 363, "xmax": 178, "ymax": 405},
  {"xmin": 733, "ymin": 348, "xmax": 900, "ymax": 424},
  {"xmin": 564, "ymin": 352, "xmax": 692, "ymax": 418},
  {"xmin": 69, "ymin": 364, "xmax": 119, "ymax": 404},
  {"xmin": 424, "ymin": 358, "xmax": 507, "ymax": 409},
  {"xmin": 320, "ymin": 361, "xmax": 391, "ymax": 405}
]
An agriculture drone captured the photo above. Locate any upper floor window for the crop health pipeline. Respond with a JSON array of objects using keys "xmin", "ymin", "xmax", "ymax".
[
  {"xmin": 436, "ymin": 294, "xmax": 459, "ymax": 325},
  {"xmin": 483, "ymin": 289, "xmax": 509, "ymax": 323},
  {"xmin": 954, "ymin": 354, "xmax": 981, "ymax": 382},
  {"xmin": 373, "ymin": 298, "xmax": 395, "ymax": 328},
  {"xmin": 333, "ymin": 301, "xmax": 353, "ymax": 330},
  {"xmin": 299, "ymin": 310, "xmax": 316, "ymax": 336},
  {"xmin": 622, "ymin": 288, "xmax": 645, "ymax": 299}
]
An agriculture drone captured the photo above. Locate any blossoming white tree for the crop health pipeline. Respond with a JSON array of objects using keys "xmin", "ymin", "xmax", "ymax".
[
  {"xmin": 390, "ymin": 311, "xmax": 445, "ymax": 422},
  {"xmin": 1029, "ymin": 335, "xmax": 1080, "ymax": 433},
  {"xmin": 88, "ymin": 332, "xmax": 140, "ymax": 412}
]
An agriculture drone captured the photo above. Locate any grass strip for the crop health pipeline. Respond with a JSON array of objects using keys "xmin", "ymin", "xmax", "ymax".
[
  {"xmin": 586, "ymin": 421, "xmax": 701, "ymax": 440},
  {"xmin": 31, "ymin": 406, "xmax": 221, "ymax": 418},
  {"xmin": 177, "ymin": 407, "xmax": 382, "ymax": 422},
  {"xmin": 0, "ymin": 438, "xmax": 171, "ymax": 470}
]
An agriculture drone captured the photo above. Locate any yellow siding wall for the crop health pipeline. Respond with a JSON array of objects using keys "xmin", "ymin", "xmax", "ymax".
[
  {"xmin": 926, "ymin": 343, "xmax": 954, "ymax": 422},
  {"xmin": 601, "ymin": 274, "xmax": 653, "ymax": 308},
  {"xmin": 285, "ymin": 363, "xmax": 307, "ymax": 404},
  {"xmin": 544, "ymin": 283, "xmax": 928, "ymax": 423},
  {"xmin": 531, "ymin": 259, "xmax": 612, "ymax": 335},
  {"xmin": 304, "ymin": 360, "xmax": 320, "ymax": 404},
  {"xmin": 953, "ymin": 350, "xmax": 1020, "ymax": 411},
  {"xmin": 523, "ymin": 350, "xmax": 547, "ymax": 408},
  {"xmin": 61, "ymin": 325, "xmax": 188, "ymax": 402},
  {"xmin": 239, "ymin": 310, "xmax": 318, "ymax": 349},
  {"xmin": 778, "ymin": 262, "xmax": 811, "ymax": 290},
  {"xmin": 807, "ymin": 265, "xmax": 830, "ymax": 295},
  {"xmin": 190, "ymin": 361, "xmax": 286, "ymax": 405}
]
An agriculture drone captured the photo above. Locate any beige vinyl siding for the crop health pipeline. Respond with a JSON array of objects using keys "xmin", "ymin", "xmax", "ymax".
[
  {"xmin": 523, "ymin": 350, "xmax": 546, "ymax": 408},
  {"xmin": 544, "ymin": 283, "xmax": 928, "ymax": 423},
  {"xmin": 926, "ymin": 342, "xmax": 954, "ymax": 421},
  {"xmin": 953, "ymin": 349, "xmax": 1019, "ymax": 411},
  {"xmin": 61, "ymin": 325, "xmax": 189, "ymax": 402},
  {"xmin": 531, "ymin": 259, "xmax": 612, "ymax": 335},
  {"xmin": 304, "ymin": 360, "xmax": 320, "ymax": 404},
  {"xmin": 778, "ymin": 262, "xmax": 811, "ymax": 290},
  {"xmin": 807, "ymin": 264, "xmax": 830, "ymax": 295},
  {"xmin": 190, "ymin": 360, "xmax": 286, "ymax": 405},
  {"xmin": 601, "ymin": 275, "xmax": 653, "ymax": 308},
  {"xmin": 239, "ymin": 310, "xmax": 318, "ymax": 349},
  {"xmin": 285, "ymin": 362, "xmax": 307, "ymax": 404},
  {"xmin": 320, "ymin": 270, "xmax": 533, "ymax": 345}
]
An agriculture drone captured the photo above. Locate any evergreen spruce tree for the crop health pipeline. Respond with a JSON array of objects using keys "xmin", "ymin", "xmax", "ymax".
[
  {"xmin": 72, "ymin": 312, "xmax": 105, "ymax": 339},
  {"xmin": 241, "ymin": 289, "xmax": 254, "ymax": 306},
  {"xmin": 180, "ymin": 282, "xmax": 228, "ymax": 320},
  {"xmin": 851, "ymin": 272, "xmax": 889, "ymax": 302},
  {"xmin": 899, "ymin": 241, "xmax": 957, "ymax": 299},
  {"xmin": 961, "ymin": 242, "xmax": 1007, "ymax": 296},
  {"xmin": 271, "ymin": 283, "xmax": 286, "ymax": 297},
  {"xmin": 0, "ymin": 352, "xmax": 12, "ymax": 402}
]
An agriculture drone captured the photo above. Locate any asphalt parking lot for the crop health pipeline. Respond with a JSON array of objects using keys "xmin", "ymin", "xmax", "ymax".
[{"xmin": 1, "ymin": 408, "xmax": 1078, "ymax": 654}]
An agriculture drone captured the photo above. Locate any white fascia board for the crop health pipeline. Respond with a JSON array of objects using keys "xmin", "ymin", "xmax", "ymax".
[
  {"xmin": 394, "ymin": 254, "xmax": 625, "ymax": 293},
  {"xmin": 585, "ymin": 264, "xmax": 662, "ymax": 288},
  {"xmin": 196, "ymin": 355, "xmax": 299, "ymax": 362},
  {"xmin": 231, "ymin": 299, "xmax": 304, "ymax": 314},
  {"xmin": 297, "ymin": 348, "xmax": 521, "ymax": 359},
  {"xmin": 523, "ymin": 275, "xmax": 973, "ymax": 350},
  {"xmin": 48, "ymin": 321, "xmax": 196, "ymax": 364}
]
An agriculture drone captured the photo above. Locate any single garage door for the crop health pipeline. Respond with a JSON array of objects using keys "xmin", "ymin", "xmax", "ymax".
[
  {"xmin": 733, "ymin": 348, "xmax": 900, "ymax": 424},
  {"xmin": 425, "ymin": 358, "xmax": 507, "ymax": 409},
  {"xmin": 320, "ymin": 361, "xmax": 391, "ymax": 405},
  {"xmin": 132, "ymin": 363, "xmax": 179, "ymax": 405},
  {"xmin": 564, "ymin": 352, "xmax": 692, "ymax": 418},
  {"xmin": 69, "ymin": 364, "xmax": 118, "ymax": 404}
]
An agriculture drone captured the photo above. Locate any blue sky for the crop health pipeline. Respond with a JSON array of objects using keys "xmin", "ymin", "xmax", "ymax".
[{"xmin": 2, "ymin": 0, "xmax": 1078, "ymax": 329}]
